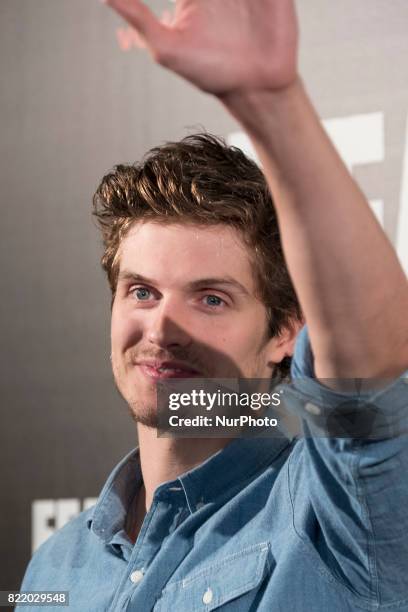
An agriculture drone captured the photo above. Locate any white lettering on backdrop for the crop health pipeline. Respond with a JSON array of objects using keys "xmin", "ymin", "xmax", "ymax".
[
  {"xmin": 228, "ymin": 110, "xmax": 408, "ymax": 273},
  {"xmin": 32, "ymin": 498, "xmax": 97, "ymax": 552}
]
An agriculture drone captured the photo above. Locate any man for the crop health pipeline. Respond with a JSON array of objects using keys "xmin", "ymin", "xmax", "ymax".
[{"xmin": 18, "ymin": 1, "xmax": 408, "ymax": 611}]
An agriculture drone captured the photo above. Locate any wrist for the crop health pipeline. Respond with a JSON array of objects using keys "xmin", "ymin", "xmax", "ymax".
[{"xmin": 218, "ymin": 76, "xmax": 307, "ymax": 139}]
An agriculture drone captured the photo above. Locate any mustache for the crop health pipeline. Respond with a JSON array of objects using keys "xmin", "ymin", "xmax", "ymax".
[{"xmin": 129, "ymin": 350, "xmax": 209, "ymax": 375}]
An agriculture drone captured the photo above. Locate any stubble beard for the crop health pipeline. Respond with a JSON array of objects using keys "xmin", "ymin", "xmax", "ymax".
[
  {"xmin": 111, "ymin": 334, "xmax": 275, "ymax": 430},
  {"xmin": 126, "ymin": 393, "xmax": 159, "ymax": 429},
  {"xmin": 112, "ymin": 361, "xmax": 160, "ymax": 429}
]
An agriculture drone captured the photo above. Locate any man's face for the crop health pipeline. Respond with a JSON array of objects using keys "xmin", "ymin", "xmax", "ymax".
[{"xmin": 111, "ymin": 221, "xmax": 284, "ymax": 427}]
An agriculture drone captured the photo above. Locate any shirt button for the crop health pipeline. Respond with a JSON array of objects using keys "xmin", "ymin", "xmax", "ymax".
[
  {"xmin": 203, "ymin": 587, "xmax": 213, "ymax": 604},
  {"xmin": 305, "ymin": 402, "xmax": 321, "ymax": 416},
  {"xmin": 130, "ymin": 569, "xmax": 144, "ymax": 584}
]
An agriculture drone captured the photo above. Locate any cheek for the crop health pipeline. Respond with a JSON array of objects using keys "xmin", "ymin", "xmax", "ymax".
[
  {"xmin": 209, "ymin": 323, "xmax": 266, "ymax": 362},
  {"xmin": 236, "ymin": 326, "xmax": 270, "ymax": 365},
  {"xmin": 235, "ymin": 333, "xmax": 262, "ymax": 359},
  {"xmin": 195, "ymin": 304, "xmax": 267, "ymax": 345},
  {"xmin": 111, "ymin": 307, "xmax": 143, "ymax": 351}
]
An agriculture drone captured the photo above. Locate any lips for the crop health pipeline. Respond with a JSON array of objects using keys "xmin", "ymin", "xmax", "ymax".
[{"xmin": 137, "ymin": 360, "xmax": 201, "ymax": 380}]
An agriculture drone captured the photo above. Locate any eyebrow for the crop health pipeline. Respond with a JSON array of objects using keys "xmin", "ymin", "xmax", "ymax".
[{"xmin": 117, "ymin": 271, "xmax": 250, "ymax": 297}]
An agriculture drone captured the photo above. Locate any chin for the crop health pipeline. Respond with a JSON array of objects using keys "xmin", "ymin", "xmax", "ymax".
[
  {"xmin": 130, "ymin": 411, "xmax": 159, "ymax": 429},
  {"xmin": 125, "ymin": 393, "xmax": 159, "ymax": 428}
]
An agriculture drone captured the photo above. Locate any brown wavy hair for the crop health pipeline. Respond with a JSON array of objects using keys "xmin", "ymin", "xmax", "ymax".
[{"xmin": 93, "ymin": 133, "xmax": 302, "ymax": 379}]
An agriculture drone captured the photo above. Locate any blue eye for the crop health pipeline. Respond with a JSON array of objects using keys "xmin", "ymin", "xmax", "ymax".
[
  {"xmin": 133, "ymin": 287, "xmax": 151, "ymax": 301},
  {"xmin": 204, "ymin": 295, "xmax": 224, "ymax": 307}
]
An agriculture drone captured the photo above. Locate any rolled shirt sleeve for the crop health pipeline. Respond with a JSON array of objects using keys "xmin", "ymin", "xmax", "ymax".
[{"xmin": 282, "ymin": 326, "xmax": 408, "ymax": 606}]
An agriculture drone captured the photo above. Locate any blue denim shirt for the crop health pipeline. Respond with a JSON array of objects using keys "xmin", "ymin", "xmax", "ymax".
[{"xmin": 18, "ymin": 327, "xmax": 408, "ymax": 611}]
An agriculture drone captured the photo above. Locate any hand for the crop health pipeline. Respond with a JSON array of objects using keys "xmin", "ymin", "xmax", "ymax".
[{"xmin": 104, "ymin": 0, "xmax": 299, "ymax": 96}]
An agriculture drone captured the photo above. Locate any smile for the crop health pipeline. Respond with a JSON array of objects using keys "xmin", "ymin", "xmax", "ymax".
[{"xmin": 138, "ymin": 364, "xmax": 201, "ymax": 380}]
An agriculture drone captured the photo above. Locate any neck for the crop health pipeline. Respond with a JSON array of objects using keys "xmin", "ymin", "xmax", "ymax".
[{"xmin": 137, "ymin": 425, "xmax": 231, "ymax": 510}]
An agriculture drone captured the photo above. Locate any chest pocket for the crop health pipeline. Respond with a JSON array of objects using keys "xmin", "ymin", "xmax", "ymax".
[{"xmin": 154, "ymin": 542, "xmax": 271, "ymax": 611}]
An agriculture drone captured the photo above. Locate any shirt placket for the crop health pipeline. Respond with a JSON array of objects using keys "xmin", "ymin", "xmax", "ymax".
[{"xmin": 109, "ymin": 486, "xmax": 188, "ymax": 611}]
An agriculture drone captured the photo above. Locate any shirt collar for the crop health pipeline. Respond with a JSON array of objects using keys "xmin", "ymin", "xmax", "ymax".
[
  {"xmin": 87, "ymin": 434, "xmax": 292, "ymax": 542},
  {"xmin": 87, "ymin": 447, "xmax": 142, "ymax": 543},
  {"xmin": 177, "ymin": 435, "xmax": 292, "ymax": 513}
]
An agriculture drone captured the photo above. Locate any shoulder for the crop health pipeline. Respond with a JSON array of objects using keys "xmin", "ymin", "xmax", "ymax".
[{"xmin": 20, "ymin": 506, "xmax": 97, "ymax": 590}]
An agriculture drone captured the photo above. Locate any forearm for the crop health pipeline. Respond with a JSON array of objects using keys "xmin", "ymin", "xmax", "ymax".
[
  {"xmin": 221, "ymin": 79, "xmax": 408, "ymax": 379},
  {"xmin": 104, "ymin": 0, "xmax": 408, "ymax": 378}
]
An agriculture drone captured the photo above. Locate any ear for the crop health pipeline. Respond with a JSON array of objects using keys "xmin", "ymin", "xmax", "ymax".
[{"xmin": 265, "ymin": 318, "xmax": 304, "ymax": 365}]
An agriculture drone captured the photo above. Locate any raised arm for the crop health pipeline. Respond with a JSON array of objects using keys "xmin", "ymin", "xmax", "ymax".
[{"xmin": 104, "ymin": 0, "xmax": 408, "ymax": 379}]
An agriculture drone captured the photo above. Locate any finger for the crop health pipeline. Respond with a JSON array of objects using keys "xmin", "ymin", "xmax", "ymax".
[
  {"xmin": 131, "ymin": 27, "xmax": 147, "ymax": 49},
  {"xmin": 105, "ymin": 0, "xmax": 171, "ymax": 52},
  {"xmin": 160, "ymin": 9, "xmax": 175, "ymax": 27}
]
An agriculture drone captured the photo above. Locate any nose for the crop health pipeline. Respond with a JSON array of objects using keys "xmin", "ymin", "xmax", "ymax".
[{"xmin": 146, "ymin": 298, "xmax": 192, "ymax": 349}]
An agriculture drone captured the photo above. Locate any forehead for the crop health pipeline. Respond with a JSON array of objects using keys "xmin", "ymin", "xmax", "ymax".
[{"xmin": 118, "ymin": 221, "xmax": 257, "ymax": 291}]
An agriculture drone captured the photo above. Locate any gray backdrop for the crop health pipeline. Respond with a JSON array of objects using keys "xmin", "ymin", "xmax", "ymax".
[{"xmin": 1, "ymin": 0, "xmax": 407, "ymax": 593}]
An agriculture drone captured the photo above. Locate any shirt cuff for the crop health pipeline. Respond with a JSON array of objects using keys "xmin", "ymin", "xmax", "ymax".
[{"xmin": 284, "ymin": 325, "xmax": 408, "ymax": 439}]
